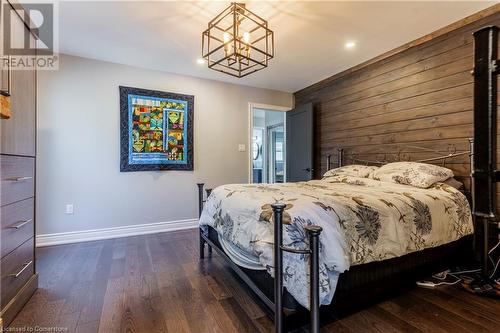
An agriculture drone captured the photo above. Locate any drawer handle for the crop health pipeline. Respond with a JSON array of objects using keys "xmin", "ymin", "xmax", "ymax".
[
  {"xmin": 7, "ymin": 219, "xmax": 32, "ymax": 229},
  {"xmin": 6, "ymin": 176, "xmax": 33, "ymax": 182},
  {"xmin": 8, "ymin": 260, "xmax": 33, "ymax": 278}
]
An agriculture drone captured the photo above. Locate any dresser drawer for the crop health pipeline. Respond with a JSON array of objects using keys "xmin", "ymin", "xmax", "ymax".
[
  {"xmin": 0, "ymin": 155, "xmax": 35, "ymax": 206},
  {"xmin": 1, "ymin": 237, "xmax": 34, "ymax": 308},
  {"xmin": 1, "ymin": 198, "xmax": 34, "ymax": 258}
]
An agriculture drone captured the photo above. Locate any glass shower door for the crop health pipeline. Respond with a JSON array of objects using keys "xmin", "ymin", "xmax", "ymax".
[
  {"xmin": 252, "ymin": 128, "xmax": 264, "ymax": 183},
  {"xmin": 268, "ymin": 124, "xmax": 284, "ymax": 183}
]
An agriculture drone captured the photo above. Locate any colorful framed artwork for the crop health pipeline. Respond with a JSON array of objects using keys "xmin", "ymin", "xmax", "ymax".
[{"xmin": 119, "ymin": 86, "xmax": 194, "ymax": 171}]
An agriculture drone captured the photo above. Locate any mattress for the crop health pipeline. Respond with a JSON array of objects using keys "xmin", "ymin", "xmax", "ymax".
[{"xmin": 199, "ymin": 176, "xmax": 473, "ymax": 307}]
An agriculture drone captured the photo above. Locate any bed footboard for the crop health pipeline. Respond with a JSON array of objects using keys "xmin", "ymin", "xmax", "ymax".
[
  {"xmin": 272, "ymin": 203, "xmax": 322, "ymax": 333},
  {"xmin": 197, "ymin": 183, "xmax": 323, "ymax": 332}
]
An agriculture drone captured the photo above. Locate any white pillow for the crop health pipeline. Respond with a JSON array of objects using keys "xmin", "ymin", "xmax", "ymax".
[
  {"xmin": 323, "ymin": 165, "xmax": 379, "ymax": 179},
  {"xmin": 372, "ymin": 162, "xmax": 454, "ymax": 188}
]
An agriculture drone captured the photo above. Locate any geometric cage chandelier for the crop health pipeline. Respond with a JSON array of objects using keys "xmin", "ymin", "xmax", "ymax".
[{"xmin": 202, "ymin": 2, "xmax": 274, "ymax": 78}]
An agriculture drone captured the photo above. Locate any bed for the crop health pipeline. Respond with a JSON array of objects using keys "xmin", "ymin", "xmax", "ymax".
[
  {"xmin": 197, "ymin": 149, "xmax": 475, "ymax": 331},
  {"xmin": 197, "ymin": 26, "xmax": 500, "ymax": 332}
]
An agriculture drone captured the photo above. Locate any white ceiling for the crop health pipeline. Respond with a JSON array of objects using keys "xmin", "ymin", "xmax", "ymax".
[{"xmin": 59, "ymin": 1, "xmax": 497, "ymax": 93}]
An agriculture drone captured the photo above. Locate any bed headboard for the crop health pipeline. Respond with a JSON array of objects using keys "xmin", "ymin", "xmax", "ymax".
[
  {"xmin": 327, "ymin": 139, "xmax": 473, "ymax": 168},
  {"xmin": 325, "ymin": 138, "xmax": 474, "ymax": 188}
]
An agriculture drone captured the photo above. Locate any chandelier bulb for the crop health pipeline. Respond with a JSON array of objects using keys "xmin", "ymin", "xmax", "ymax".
[{"xmin": 243, "ymin": 32, "xmax": 250, "ymax": 44}]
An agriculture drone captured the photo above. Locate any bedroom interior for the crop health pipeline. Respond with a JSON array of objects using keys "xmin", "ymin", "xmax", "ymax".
[{"xmin": 1, "ymin": 1, "xmax": 500, "ymax": 332}]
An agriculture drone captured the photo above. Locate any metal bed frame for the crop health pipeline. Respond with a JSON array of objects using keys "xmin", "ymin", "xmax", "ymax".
[
  {"xmin": 196, "ymin": 25, "xmax": 500, "ymax": 333},
  {"xmin": 197, "ymin": 141, "xmax": 474, "ymax": 333}
]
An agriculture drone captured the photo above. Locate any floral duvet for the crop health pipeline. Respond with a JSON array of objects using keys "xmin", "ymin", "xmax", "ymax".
[{"xmin": 198, "ymin": 176, "xmax": 473, "ymax": 308}]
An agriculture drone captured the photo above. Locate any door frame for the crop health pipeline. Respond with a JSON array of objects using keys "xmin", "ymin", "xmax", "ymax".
[{"xmin": 248, "ymin": 103, "xmax": 291, "ymax": 183}]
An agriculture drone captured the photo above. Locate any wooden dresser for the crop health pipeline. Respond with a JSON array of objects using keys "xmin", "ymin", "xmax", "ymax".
[{"xmin": 0, "ymin": 0, "xmax": 38, "ymax": 326}]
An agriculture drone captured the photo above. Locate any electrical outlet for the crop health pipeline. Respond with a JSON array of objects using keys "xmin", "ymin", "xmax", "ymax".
[
  {"xmin": 238, "ymin": 144, "xmax": 246, "ymax": 152},
  {"xmin": 65, "ymin": 204, "xmax": 74, "ymax": 215}
]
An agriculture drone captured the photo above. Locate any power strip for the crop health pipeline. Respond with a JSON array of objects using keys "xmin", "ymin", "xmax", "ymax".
[{"xmin": 416, "ymin": 281, "xmax": 437, "ymax": 288}]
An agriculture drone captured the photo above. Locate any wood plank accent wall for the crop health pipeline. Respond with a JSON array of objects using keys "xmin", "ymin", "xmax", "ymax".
[{"xmin": 294, "ymin": 5, "xmax": 500, "ymax": 202}]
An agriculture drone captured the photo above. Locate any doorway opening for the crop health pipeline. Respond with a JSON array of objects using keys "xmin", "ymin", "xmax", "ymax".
[{"xmin": 250, "ymin": 105, "xmax": 288, "ymax": 183}]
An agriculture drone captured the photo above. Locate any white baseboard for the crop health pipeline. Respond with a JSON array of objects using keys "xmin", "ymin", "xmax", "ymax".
[{"xmin": 36, "ymin": 218, "xmax": 198, "ymax": 247}]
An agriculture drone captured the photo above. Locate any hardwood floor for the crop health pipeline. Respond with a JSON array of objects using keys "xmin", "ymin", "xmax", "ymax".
[{"xmin": 9, "ymin": 229, "xmax": 500, "ymax": 332}]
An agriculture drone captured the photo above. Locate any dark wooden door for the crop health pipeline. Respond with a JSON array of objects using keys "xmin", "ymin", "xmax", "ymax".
[{"xmin": 286, "ymin": 103, "xmax": 313, "ymax": 182}]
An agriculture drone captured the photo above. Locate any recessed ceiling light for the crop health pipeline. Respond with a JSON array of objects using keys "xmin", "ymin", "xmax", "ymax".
[
  {"xmin": 345, "ymin": 41, "xmax": 356, "ymax": 49},
  {"xmin": 196, "ymin": 58, "xmax": 206, "ymax": 65}
]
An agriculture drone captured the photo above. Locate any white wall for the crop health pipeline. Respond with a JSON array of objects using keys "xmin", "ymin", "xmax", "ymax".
[{"xmin": 37, "ymin": 54, "xmax": 293, "ymax": 236}]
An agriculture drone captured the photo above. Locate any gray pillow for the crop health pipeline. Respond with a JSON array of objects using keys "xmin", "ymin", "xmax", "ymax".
[{"xmin": 442, "ymin": 177, "xmax": 464, "ymax": 190}]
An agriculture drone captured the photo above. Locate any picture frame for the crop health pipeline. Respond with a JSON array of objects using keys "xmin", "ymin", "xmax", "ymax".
[{"xmin": 119, "ymin": 86, "xmax": 194, "ymax": 172}]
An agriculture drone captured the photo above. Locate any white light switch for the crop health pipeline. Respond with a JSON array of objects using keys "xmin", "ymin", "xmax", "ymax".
[
  {"xmin": 66, "ymin": 204, "xmax": 74, "ymax": 215},
  {"xmin": 238, "ymin": 144, "xmax": 246, "ymax": 152}
]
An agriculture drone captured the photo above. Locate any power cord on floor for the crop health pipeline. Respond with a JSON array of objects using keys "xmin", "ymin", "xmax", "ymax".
[
  {"xmin": 416, "ymin": 239, "xmax": 500, "ymax": 297},
  {"xmin": 488, "ymin": 239, "xmax": 500, "ymax": 279},
  {"xmin": 432, "ymin": 268, "xmax": 481, "ymax": 280},
  {"xmin": 416, "ymin": 268, "xmax": 480, "ymax": 288}
]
